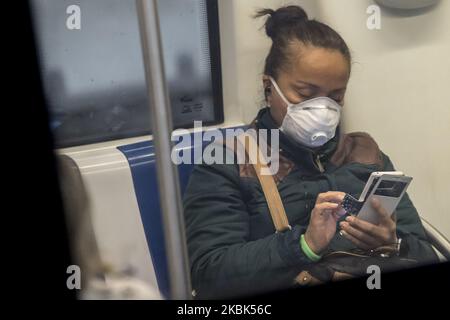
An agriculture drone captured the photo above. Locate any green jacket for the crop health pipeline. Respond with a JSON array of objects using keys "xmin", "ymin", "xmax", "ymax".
[{"xmin": 183, "ymin": 108, "xmax": 438, "ymax": 299}]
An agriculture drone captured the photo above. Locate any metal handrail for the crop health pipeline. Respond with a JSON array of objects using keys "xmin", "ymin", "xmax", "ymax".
[
  {"xmin": 136, "ymin": 0, "xmax": 192, "ymax": 300},
  {"xmin": 421, "ymin": 217, "xmax": 450, "ymax": 262}
]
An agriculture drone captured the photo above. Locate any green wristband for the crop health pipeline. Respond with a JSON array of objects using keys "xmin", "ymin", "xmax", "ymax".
[{"xmin": 300, "ymin": 234, "xmax": 322, "ymax": 262}]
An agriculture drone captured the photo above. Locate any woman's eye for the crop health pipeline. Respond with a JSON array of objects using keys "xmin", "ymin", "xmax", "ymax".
[{"xmin": 298, "ymin": 92, "xmax": 312, "ymax": 99}]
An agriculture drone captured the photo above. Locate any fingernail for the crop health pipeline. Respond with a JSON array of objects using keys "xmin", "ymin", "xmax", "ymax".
[
  {"xmin": 345, "ymin": 216, "xmax": 353, "ymax": 222},
  {"xmin": 336, "ymin": 207, "xmax": 346, "ymax": 217}
]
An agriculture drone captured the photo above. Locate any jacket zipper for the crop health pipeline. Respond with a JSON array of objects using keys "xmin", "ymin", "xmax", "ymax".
[{"xmin": 315, "ymin": 154, "xmax": 325, "ymax": 173}]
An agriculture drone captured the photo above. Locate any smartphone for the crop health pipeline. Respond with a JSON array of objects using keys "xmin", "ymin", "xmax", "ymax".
[
  {"xmin": 340, "ymin": 171, "xmax": 408, "ymax": 220},
  {"xmin": 357, "ymin": 174, "xmax": 412, "ymax": 224},
  {"xmin": 358, "ymin": 171, "xmax": 404, "ymax": 201}
]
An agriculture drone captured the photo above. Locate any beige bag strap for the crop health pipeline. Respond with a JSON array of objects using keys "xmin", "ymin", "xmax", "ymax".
[{"xmin": 236, "ymin": 134, "xmax": 291, "ymax": 232}]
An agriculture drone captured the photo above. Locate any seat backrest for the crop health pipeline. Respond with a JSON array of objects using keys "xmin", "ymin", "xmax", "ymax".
[{"xmin": 117, "ymin": 126, "xmax": 245, "ymax": 298}]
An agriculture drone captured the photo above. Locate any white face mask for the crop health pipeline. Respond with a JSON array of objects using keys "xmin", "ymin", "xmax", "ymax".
[{"xmin": 269, "ymin": 77, "xmax": 342, "ymax": 148}]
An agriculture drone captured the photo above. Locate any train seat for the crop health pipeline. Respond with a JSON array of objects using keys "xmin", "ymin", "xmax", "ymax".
[{"xmin": 117, "ymin": 126, "xmax": 245, "ymax": 298}]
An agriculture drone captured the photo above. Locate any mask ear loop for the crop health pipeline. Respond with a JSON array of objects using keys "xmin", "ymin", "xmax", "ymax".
[{"xmin": 269, "ymin": 76, "xmax": 292, "ymax": 107}]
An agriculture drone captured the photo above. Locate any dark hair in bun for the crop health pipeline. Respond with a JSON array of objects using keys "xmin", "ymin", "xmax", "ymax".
[
  {"xmin": 256, "ymin": 6, "xmax": 309, "ymax": 39},
  {"xmin": 255, "ymin": 5, "xmax": 351, "ymax": 78}
]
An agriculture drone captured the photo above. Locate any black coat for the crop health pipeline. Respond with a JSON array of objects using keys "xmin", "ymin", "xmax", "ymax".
[{"xmin": 183, "ymin": 108, "xmax": 438, "ymax": 299}]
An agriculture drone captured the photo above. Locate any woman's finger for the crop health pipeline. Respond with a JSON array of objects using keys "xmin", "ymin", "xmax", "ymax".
[
  {"xmin": 314, "ymin": 202, "xmax": 340, "ymax": 212},
  {"xmin": 339, "ymin": 230, "xmax": 371, "ymax": 250},
  {"xmin": 333, "ymin": 209, "xmax": 346, "ymax": 220},
  {"xmin": 345, "ymin": 215, "xmax": 382, "ymax": 239},
  {"xmin": 340, "ymin": 221, "xmax": 382, "ymax": 248},
  {"xmin": 315, "ymin": 191, "xmax": 345, "ymax": 205},
  {"xmin": 371, "ymin": 198, "xmax": 395, "ymax": 226}
]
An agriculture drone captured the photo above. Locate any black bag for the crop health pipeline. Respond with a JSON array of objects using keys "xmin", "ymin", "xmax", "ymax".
[{"xmin": 294, "ymin": 245, "xmax": 418, "ymax": 285}]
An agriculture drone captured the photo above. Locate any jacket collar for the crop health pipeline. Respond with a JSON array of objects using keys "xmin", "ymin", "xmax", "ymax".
[{"xmin": 253, "ymin": 107, "xmax": 341, "ymax": 173}]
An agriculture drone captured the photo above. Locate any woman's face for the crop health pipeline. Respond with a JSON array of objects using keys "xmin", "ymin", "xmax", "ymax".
[{"xmin": 264, "ymin": 45, "xmax": 351, "ymax": 127}]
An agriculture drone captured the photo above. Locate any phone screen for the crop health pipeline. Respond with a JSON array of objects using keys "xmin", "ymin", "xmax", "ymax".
[{"xmin": 374, "ymin": 180, "xmax": 408, "ymax": 197}]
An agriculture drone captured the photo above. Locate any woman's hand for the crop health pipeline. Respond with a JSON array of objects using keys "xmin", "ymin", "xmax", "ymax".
[
  {"xmin": 339, "ymin": 198, "xmax": 397, "ymax": 250},
  {"xmin": 304, "ymin": 191, "xmax": 346, "ymax": 255}
]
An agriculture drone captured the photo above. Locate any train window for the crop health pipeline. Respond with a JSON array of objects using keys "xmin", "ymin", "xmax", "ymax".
[{"xmin": 30, "ymin": 0, "xmax": 223, "ymax": 148}]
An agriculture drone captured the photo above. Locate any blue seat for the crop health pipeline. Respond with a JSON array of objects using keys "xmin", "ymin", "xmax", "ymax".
[{"xmin": 117, "ymin": 127, "xmax": 245, "ymax": 298}]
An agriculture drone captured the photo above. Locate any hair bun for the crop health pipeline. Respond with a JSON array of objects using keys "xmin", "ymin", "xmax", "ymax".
[{"xmin": 255, "ymin": 6, "xmax": 309, "ymax": 40}]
